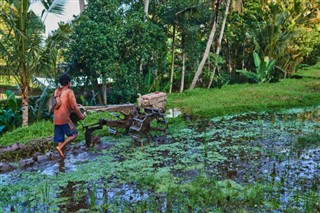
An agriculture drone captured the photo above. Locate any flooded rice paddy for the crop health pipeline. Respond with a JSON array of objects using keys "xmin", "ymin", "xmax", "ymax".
[{"xmin": 1, "ymin": 107, "xmax": 320, "ymax": 212}]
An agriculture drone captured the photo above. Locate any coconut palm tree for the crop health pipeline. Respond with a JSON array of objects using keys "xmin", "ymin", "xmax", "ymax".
[
  {"xmin": 190, "ymin": 0, "xmax": 221, "ymax": 89},
  {"xmin": 0, "ymin": 0, "xmax": 66, "ymax": 126}
]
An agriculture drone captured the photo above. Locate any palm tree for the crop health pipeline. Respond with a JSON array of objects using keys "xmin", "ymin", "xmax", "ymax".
[
  {"xmin": 208, "ymin": 0, "xmax": 231, "ymax": 88},
  {"xmin": 190, "ymin": 0, "xmax": 242, "ymax": 89},
  {"xmin": 190, "ymin": 0, "xmax": 221, "ymax": 89},
  {"xmin": 0, "ymin": 0, "xmax": 66, "ymax": 126},
  {"xmin": 168, "ymin": 0, "xmax": 214, "ymax": 92}
]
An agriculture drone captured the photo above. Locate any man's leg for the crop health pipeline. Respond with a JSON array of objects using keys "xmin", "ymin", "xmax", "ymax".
[
  {"xmin": 54, "ymin": 125, "xmax": 65, "ymax": 158},
  {"xmin": 56, "ymin": 122, "xmax": 78, "ymax": 158},
  {"xmin": 59, "ymin": 134, "xmax": 78, "ymax": 151},
  {"xmin": 56, "ymin": 144, "xmax": 65, "ymax": 158}
]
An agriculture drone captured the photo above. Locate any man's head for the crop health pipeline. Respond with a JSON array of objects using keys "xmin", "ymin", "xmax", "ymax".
[{"xmin": 59, "ymin": 73, "xmax": 71, "ymax": 86}]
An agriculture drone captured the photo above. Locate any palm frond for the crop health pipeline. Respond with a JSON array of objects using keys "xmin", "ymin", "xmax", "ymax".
[
  {"xmin": 40, "ymin": 0, "xmax": 67, "ymax": 21},
  {"xmin": 253, "ymin": 51, "xmax": 261, "ymax": 68},
  {"xmin": 46, "ymin": 22, "xmax": 72, "ymax": 46}
]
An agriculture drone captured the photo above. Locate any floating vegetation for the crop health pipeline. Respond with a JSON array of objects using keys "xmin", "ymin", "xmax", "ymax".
[{"xmin": 1, "ymin": 107, "xmax": 320, "ymax": 212}]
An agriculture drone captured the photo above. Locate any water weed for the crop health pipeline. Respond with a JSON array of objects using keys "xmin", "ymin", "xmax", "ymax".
[{"xmin": 1, "ymin": 107, "xmax": 320, "ymax": 211}]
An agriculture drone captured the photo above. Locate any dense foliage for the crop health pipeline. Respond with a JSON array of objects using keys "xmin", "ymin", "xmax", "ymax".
[
  {"xmin": 0, "ymin": 0, "xmax": 70, "ymax": 126},
  {"xmin": 60, "ymin": 0, "xmax": 319, "ymax": 100},
  {"xmin": 64, "ymin": 0, "xmax": 168, "ymax": 103},
  {"xmin": 2, "ymin": 67, "xmax": 320, "ymax": 144},
  {"xmin": 1, "ymin": 2, "xmax": 320, "ymax": 212},
  {"xmin": 0, "ymin": 0, "xmax": 319, "ymax": 127}
]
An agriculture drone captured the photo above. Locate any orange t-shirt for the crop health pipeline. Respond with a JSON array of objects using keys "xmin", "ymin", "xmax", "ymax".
[{"xmin": 53, "ymin": 88, "xmax": 82, "ymax": 125}]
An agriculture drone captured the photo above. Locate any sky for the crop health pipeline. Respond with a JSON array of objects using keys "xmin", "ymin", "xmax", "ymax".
[{"xmin": 30, "ymin": 0, "xmax": 81, "ymax": 36}]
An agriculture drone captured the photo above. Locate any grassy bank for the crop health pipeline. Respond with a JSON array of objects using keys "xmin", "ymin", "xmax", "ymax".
[
  {"xmin": 293, "ymin": 62, "xmax": 320, "ymax": 78},
  {"xmin": 168, "ymin": 78, "xmax": 320, "ymax": 118},
  {"xmin": 0, "ymin": 111, "xmax": 112, "ymax": 146}
]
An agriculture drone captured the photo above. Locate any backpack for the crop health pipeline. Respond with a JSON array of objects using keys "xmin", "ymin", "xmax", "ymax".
[{"xmin": 48, "ymin": 89, "xmax": 63, "ymax": 113}]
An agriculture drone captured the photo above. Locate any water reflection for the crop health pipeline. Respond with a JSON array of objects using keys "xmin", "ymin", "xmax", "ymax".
[
  {"xmin": 57, "ymin": 181, "xmax": 88, "ymax": 212},
  {"xmin": 166, "ymin": 108, "xmax": 182, "ymax": 118},
  {"xmin": 40, "ymin": 151, "xmax": 96, "ymax": 176},
  {"xmin": 2, "ymin": 106, "xmax": 320, "ymax": 211},
  {"xmin": 58, "ymin": 159, "xmax": 65, "ymax": 173}
]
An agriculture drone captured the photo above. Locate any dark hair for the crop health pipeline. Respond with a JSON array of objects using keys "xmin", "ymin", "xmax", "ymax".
[{"xmin": 59, "ymin": 73, "xmax": 71, "ymax": 86}]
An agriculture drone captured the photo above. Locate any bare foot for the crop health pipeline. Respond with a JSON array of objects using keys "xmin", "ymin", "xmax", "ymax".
[{"xmin": 56, "ymin": 146, "xmax": 64, "ymax": 158}]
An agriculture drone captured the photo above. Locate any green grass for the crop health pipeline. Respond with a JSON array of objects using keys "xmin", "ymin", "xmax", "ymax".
[
  {"xmin": 0, "ymin": 111, "xmax": 113, "ymax": 146},
  {"xmin": 168, "ymin": 78, "xmax": 320, "ymax": 118},
  {"xmin": 293, "ymin": 62, "xmax": 320, "ymax": 78},
  {"xmin": 0, "ymin": 120, "xmax": 53, "ymax": 146}
]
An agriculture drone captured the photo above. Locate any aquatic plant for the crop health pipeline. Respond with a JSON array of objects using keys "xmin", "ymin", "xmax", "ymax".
[{"xmin": 1, "ymin": 107, "xmax": 320, "ymax": 211}]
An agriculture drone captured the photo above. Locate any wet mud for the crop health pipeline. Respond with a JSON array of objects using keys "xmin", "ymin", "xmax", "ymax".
[{"xmin": 0, "ymin": 137, "xmax": 113, "ymax": 173}]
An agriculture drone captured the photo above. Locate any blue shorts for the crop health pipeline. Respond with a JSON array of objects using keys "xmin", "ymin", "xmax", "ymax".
[{"xmin": 54, "ymin": 123, "xmax": 78, "ymax": 143}]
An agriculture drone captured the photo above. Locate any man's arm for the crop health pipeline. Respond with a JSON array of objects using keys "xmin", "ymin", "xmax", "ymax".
[{"xmin": 68, "ymin": 90, "xmax": 85, "ymax": 120}]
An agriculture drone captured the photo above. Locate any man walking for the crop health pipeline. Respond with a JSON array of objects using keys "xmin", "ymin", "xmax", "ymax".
[{"xmin": 54, "ymin": 73, "xmax": 85, "ymax": 158}]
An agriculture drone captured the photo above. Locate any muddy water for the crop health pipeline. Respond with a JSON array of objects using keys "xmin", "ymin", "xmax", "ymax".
[
  {"xmin": 1, "ymin": 107, "xmax": 320, "ymax": 211},
  {"xmin": 205, "ymin": 108, "xmax": 320, "ymax": 210},
  {"xmin": 0, "ymin": 140, "xmax": 149, "ymax": 212}
]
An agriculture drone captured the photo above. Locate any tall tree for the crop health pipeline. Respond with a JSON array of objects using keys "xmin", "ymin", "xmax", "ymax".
[
  {"xmin": 66, "ymin": 0, "xmax": 167, "ymax": 103},
  {"xmin": 0, "ymin": 0, "xmax": 66, "ymax": 126},
  {"xmin": 208, "ymin": 0, "xmax": 231, "ymax": 88},
  {"xmin": 169, "ymin": 24, "xmax": 176, "ymax": 94},
  {"xmin": 180, "ymin": 47, "xmax": 186, "ymax": 93},
  {"xmin": 190, "ymin": 0, "xmax": 221, "ymax": 89}
]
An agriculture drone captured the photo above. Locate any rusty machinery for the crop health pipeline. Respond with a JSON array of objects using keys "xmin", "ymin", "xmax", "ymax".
[{"xmin": 83, "ymin": 92, "xmax": 168, "ymax": 147}]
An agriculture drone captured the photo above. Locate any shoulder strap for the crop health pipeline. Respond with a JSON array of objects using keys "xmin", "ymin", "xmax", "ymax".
[{"xmin": 54, "ymin": 87, "xmax": 69, "ymax": 97}]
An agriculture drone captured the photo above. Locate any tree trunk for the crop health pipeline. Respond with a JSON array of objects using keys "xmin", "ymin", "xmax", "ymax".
[
  {"xmin": 180, "ymin": 50, "xmax": 186, "ymax": 93},
  {"xmin": 232, "ymin": 0, "xmax": 242, "ymax": 13},
  {"xmin": 144, "ymin": 0, "xmax": 150, "ymax": 16},
  {"xmin": 169, "ymin": 24, "xmax": 176, "ymax": 94},
  {"xmin": 227, "ymin": 40, "xmax": 232, "ymax": 73},
  {"xmin": 153, "ymin": 51, "xmax": 158, "ymax": 79},
  {"xmin": 190, "ymin": 1, "xmax": 220, "ymax": 90},
  {"xmin": 91, "ymin": 77, "xmax": 102, "ymax": 104},
  {"xmin": 102, "ymin": 82, "xmax": 107, "ymax": 105},
  {"xmin": 102, "ymin": 74, "xmax": 108, "ymax": 105},
  {"xmin": 21, "ymin": 83, "xmax": 29, "ymax": 127},
  {"xmin": 208, "ymin": 0, "xmax": 231, "ymax": 88},
  {"xmin": 241, "ymin": 46, "xmax": 245, "ymax": 69},
  {"xmin": 139, "ymin": 58, "xmax": 143, "ymax": 74},
  {"xmin": 139, "ymin": 0, "xmax": 149, "ymax": 75},
  {"xmin": 79, "ymin": 0, "xmax": 85, "ymax": 12},
  {"xmin": 21, "ymin": 0, "xmax": 28, "ymax": 127}
]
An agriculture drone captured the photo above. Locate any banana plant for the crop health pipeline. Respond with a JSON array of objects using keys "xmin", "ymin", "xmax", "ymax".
[
  {"xmin": 0, "ymin": 90, "xmax": 22, "ymax": 134},
  {"xmin": 237, "ymin": 51, "xmax": 276, "ymax": 83}
]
